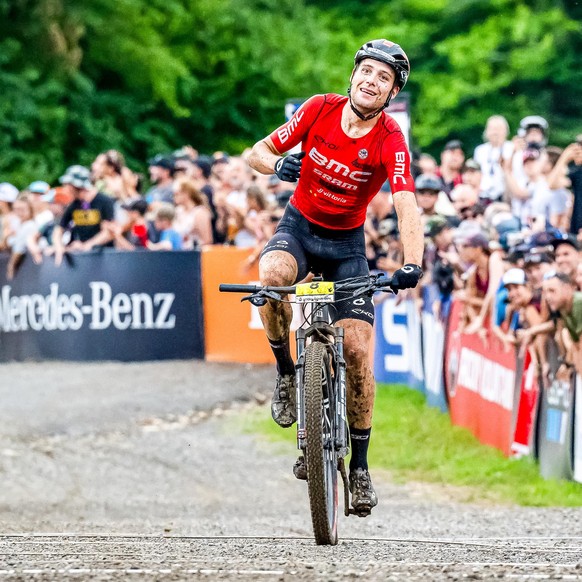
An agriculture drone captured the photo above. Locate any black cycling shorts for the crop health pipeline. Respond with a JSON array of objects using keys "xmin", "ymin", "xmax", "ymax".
[{"xmin": 260, "ymin": 203, "xmax": 374, "ymax": 325}]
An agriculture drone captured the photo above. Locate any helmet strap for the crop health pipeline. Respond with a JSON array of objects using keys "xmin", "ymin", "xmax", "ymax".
[{"xmin": 347, "ymin": 85, "xmax": 394, "ymax": 121}]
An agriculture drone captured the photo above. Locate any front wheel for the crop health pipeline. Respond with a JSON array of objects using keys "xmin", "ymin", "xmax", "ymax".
[{"xmin": 303, "ymin": 341, "xmax": 338, "ymax": 545}]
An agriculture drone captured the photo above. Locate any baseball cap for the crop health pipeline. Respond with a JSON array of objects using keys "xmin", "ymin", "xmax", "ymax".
[
  {"xmin": 462, "ymin": 158, "xmax": 481, "ymax": 172},
  {"xmin": 443, "ymin": 139, "xmax": 464, "ymax": 152},
  {"xmin": 148, "ymin": 154, "xmax": 175, "ymax": 172},
  {"xmin": 122, "ymin": 198, "xmax": 149, "ymax": 215},
  {"xmin": 415, "ymin": 174, "xmax": 442, "ymax": 192},
  {"xmin": 425, "ymin": 215, "xmax": 450, "ymax": 238},
  {"xmin": 502, "ymin": 268, "xmax": 527, "ymax": 286},
  {"xmin": 0, "ymin": 182, "xmax": 19, "ymax": 203},
  {"xmin": 551, "ymin": 232, "xmax": 581, "ymax": 251},
  {"xmin": 462, "ymin": 232, "xmax": 490, "ymax": 250},
  {"xmin": 27, "ymin": 180, "xmax": 51, "ymax": 194},
  {"xmin": 59, "ymin": 165, "xmax": 93, "ymax": 189},
  {"xmin": 193, "ymin": 156, "xmax": 212, "ymax": 179}
]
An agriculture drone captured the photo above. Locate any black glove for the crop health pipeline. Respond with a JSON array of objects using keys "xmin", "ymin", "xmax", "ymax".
[
  {"xmin": 391, "ymin": 263, "xmax": 423, "ymax": 294},
  {"xmin": 274, "ymin": 151, "xmax": 306, "ymax": 182}
]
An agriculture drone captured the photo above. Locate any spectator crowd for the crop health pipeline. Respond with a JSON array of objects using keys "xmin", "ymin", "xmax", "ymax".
[{"xmin": 0, "ymin": 114, "xmax": 580, "ymax": 375}]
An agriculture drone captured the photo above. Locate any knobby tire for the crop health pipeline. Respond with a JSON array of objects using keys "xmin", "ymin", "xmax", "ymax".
[{"xmin": 303, "ymin": 341, "xmax": 338, "ymax": 546}]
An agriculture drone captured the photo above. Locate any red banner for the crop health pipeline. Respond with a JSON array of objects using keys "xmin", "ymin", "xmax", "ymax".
[
  {"xmin": 510, "ymin": 349, "xmax": 541, "ymax": 458},
  {"xmin": 444, "ymin": 300, "xmax": 517, "ymax": 456}
]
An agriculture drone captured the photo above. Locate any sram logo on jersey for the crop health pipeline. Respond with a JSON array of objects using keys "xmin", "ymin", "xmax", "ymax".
[
  {"xmin": 277, "ymin": 110, "xmax": 305, "ymax": 144},
  {"xmin": 309, "ymin": 147, "xmax": 372, "ymax": 190}
]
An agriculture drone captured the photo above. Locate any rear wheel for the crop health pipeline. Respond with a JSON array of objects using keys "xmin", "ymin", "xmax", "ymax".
[{"xmin": 303, "ymin": 341, "xmax": 338, "ymax": 545}]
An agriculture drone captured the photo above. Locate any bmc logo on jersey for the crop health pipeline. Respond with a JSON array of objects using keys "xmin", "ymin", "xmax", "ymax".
[
  {"xmin": 308, "ymin": 147, "xmax": 372, "ymax": 183},
  {"xmin": 277, "ymin": 110, "xmax": 305, "ymax": 144},
  {"xmin": 393, "ymin": 151, "xmax": 407, "ymax": 184}
]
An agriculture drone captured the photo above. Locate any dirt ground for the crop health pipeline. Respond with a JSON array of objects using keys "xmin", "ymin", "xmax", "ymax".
[{"xmin": 1, "ymin": 360, "xmax": 582, "ymax": 580}]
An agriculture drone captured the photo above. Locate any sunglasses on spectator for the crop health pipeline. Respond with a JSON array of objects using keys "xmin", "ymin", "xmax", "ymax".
[{"xmin": 416, "ymin": 189, "xmax": 439, "ymax": 196}]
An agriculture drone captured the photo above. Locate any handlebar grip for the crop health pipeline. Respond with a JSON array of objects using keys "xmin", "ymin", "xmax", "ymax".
[{"xmin": 219, "ymin": 284, "xmax": 260, "ymax": 293}]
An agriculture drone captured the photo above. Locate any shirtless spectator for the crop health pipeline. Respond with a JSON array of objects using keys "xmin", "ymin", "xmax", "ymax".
[{"xmin": 91, "ymin": 150, "xmax": 131, "ymax": 202}]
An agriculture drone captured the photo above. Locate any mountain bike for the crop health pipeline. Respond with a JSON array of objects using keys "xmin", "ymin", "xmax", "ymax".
[{"xmin": 219, "ymin": 273, "xmax": 394, "ymax": 545}]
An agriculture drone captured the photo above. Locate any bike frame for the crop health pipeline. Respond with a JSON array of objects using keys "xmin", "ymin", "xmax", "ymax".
[{"xmin": 295, "ymin": 304, "xmax": 348, "ymax": 460}]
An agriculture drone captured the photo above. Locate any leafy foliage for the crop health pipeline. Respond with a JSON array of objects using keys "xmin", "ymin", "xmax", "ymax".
[{"xmin": 0, "ymin": 0, "xmax": 580, "ymax": 185}]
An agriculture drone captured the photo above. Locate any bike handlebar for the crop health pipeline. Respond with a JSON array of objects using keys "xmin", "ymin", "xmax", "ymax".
[{"xmin": 219, "ymin": 275, "xmax": 393, "ymax": 297}]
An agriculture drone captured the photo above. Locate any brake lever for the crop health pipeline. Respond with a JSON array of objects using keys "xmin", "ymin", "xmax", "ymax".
[{"xmin": 241, "ymin": 290, "xmax": 282, "ymax": 307}]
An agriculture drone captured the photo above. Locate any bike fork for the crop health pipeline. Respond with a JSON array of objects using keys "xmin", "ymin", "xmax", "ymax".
[
  {"xmin": 333, "ymin": 327, "xmax": 348, "ymax": 456},
  {"xmin": 295, "ymin": 329, "xmax": 307, "ymax": 451}
]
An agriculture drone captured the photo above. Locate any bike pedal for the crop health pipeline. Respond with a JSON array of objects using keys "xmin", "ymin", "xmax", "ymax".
[{"xmin": 348, "ymin": 507, "xmax": 372, "ymax": 518}]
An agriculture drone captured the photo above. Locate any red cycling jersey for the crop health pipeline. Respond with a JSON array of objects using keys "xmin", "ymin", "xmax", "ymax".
[{"xmin": 268, "ymin": 93, "xmax": 415, "ymax": 229}]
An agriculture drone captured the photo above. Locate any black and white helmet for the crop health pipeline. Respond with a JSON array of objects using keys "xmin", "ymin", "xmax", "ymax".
[{"xmin": 354, "ymin": 39, "xmax": 410, "ymax": 90}]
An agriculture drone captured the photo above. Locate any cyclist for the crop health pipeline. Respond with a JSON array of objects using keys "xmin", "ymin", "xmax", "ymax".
[{"xmin": 247, "ymin": 39, "xmax": 424, "ymax": 515}]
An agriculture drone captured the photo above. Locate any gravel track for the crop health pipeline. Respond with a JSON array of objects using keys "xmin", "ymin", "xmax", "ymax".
[{"xmin": 1, "ymin": 360, "xmax": 582, "ymax": 580}]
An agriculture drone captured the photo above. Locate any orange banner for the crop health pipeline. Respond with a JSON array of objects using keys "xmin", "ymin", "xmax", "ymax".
[{"xmin": 201, "ymin": 246, "xmax": 275, "ymax": 364}]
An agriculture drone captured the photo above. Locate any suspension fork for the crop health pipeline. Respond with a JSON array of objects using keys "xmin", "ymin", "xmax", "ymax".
[
  {"xmin": 333, "ymin": 327, "xmax": 349, "ymax": 456},
  {"xmin": 295, "ymin": 328, "xmax": 307, "ymax": 451}
]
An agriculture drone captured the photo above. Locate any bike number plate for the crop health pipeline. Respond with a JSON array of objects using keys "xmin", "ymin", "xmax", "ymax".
[{"xmin": 295, "ymin": 281, "xmax": 335, "ymax": 303}]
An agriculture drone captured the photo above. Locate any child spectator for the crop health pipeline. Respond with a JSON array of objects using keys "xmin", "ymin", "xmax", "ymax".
[
  {"xmin": 103, "ymin": 198, "xmax": 153, "ymax": 250},
  {"xmin": 147, "ymin": 204, "xmax": 182, "ymax": 250}
]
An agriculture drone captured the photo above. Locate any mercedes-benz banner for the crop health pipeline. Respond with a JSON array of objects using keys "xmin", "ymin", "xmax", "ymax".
[{"xmin": 0, "ymin": 250, "xmax": 204, "ymax": 362}]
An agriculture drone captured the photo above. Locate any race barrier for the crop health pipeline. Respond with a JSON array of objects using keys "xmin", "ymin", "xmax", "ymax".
[
  {"xmin": 420, "ymin": 285, "xmax": 448, "ymax": 412},
  {"xmin": 574, "ymin": 374, "xmax": 582, "ymax": 483},
  {"xmin": 2, "ymin": 244, "xmax": 580, "ymax": 482},
  {"xmin": 444, "ymin": 300, "xmax": 517, "ymax": 456},
  {"xmin": 0, "ymin": 250, "xmax": 204, "ymax": 361},
  {"xmin": 510, "ymin": 349, "xmax": 541, "ymax": 459},
  {"xmin": 374, "ymin": 294, "xmax": 424, "ymax": 390}
]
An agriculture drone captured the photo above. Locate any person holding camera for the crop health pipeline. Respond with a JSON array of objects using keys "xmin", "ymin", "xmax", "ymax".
[{"xmin": 547, "ymin": 136, "xmax": 582, "ymax": 236}]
